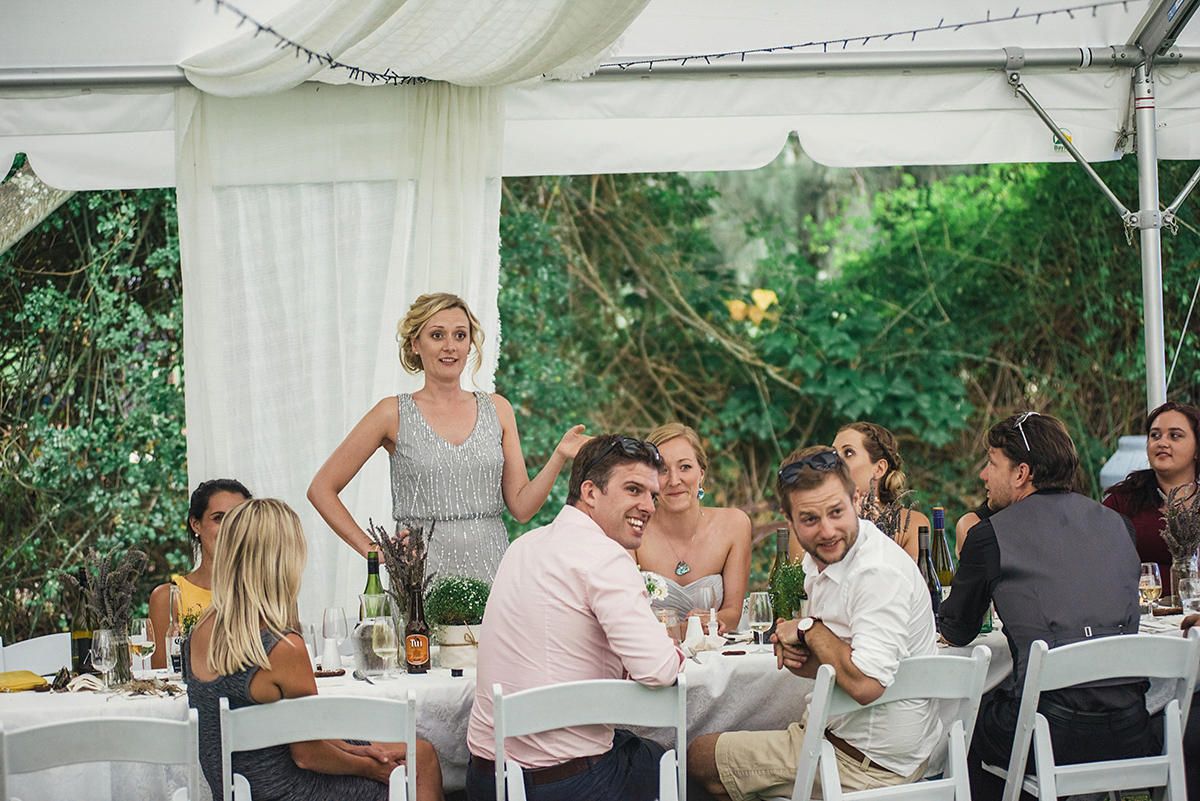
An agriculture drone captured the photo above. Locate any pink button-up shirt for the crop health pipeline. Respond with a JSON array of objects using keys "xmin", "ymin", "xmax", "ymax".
[{"xmin": 467, "ymin": 504, "xmax": 685, "ymax": 767}]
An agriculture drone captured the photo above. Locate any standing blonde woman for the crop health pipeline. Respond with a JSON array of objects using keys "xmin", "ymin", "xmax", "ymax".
[
  {"xmin": 309, "ymin": 292, "xmax": 589, "ymax": 581},
  {"xmin": 633, "ymin": 423, "xmax": 751, "ymax": 633},
  {"xmin": 831, "ymin": 421, "xmax": 929, "ymax": 561},
  {"xmin": 185, "ymin": 498, "xmax": 444, "ymax": 801}
]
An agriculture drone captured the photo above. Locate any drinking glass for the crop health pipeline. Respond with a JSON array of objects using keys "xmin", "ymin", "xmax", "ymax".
[
  {"xmin": 301, "ymin": 623, "xmax": 319, "ymax": 668},
  {"xmin": 371, "ymin": 619, "xmax": 399, "ymax": 679},
  {"xmin": 129, "ymin": 618, "xmax": 154, "ymax": 673},
  {"xmin": 657, "ymin": 608, "xmax": 680, "ymax": 642},
  {"xmin": 91, "ymin": 629, "xmax": 118, "ymax": 690},
  {"xmin": 748, "ymin": 592, "xmax": 773, "ymax": 653},
  {"xmin": 322, "ymin": 607, "xmax": 348, "ymax": 669},
  {"xmin": 692, "ymin": 586, "xmax": 717, "ymax": 635},
  {"xmin": 1179, "ymin": 578, "xmax": 1200, "ymax": 615},
  {"xmin": 1139, "ymin": 563, "xmax": 1162, "ymax": 613}
]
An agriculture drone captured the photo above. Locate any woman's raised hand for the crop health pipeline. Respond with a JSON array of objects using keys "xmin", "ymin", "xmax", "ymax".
[{"xmin": 555, "ymin": 424, "xmax": 592, "ymax": 459}]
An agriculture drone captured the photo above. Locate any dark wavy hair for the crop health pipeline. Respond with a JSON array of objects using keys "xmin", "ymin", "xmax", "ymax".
[
  {"xmin": 1106, "ymin": 401, "xmax": 1200, "ymax": 516},
  {"xmin": 986, "ymin": 412, "xmax": 1080, "ymax": 493},
  {"xmin": 188, "ymin": 478, "xmax": 252, "ymax": 543}
]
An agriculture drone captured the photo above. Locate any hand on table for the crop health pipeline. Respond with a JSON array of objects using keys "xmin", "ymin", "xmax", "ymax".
[
  {"xmin": 1183, "ymin": 614, "xmax": 1200, "ymax": 633},
  {"xmin": 771, "ymin": 617, "xmax": 814, "ymax": 676}
]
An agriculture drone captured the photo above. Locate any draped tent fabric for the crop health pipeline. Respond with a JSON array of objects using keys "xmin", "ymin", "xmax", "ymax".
[{"xmin": 180, "ymin": 0, "xmax": 653, "ymax": 95}]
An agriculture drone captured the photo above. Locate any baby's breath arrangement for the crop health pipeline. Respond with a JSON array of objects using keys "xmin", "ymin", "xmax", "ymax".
[
  {"xmin": 366, "ymin": 518, "xmax": 436, "ymax": 620},
  {"xmin": 1161, "ymin": 485, "xmax": 1200, "ymax": 579},
  {"xmin": 424, "ymin": 575, "xmax": 490, "ymax": 628}
]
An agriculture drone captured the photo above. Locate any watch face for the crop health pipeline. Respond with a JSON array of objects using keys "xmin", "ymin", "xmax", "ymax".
[{"xmin": 798, "ymin": 617, "xmax": 815, "ymax": 632}]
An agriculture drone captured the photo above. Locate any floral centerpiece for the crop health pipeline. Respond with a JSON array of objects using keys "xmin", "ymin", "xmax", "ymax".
[
  {"xmin": 424, "ymin": 575, "xmax": 490, "ymax": 669},
  {"xmin": 365, "ymin": 518, "xmax": 436, "ymax": 621},
  {"xmin": 1161, "ymin": 485, "xmax": 1200, "ymax": 600},
  {"xmin": 61, "ymin": 547, "xmax": 148, "ymax": 685}
]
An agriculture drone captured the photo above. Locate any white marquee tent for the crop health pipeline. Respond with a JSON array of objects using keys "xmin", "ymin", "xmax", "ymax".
[{"xmin": 3, "ymin": 0, "xmax": 1197, "ymax": 620}]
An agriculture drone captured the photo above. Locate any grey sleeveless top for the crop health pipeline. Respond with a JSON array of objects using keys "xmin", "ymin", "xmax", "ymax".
[
  {"xmin": 389, "ymin": 391, "xmax": 508, "ymax": 582},
  {"xmin": 652, "ymin": 574, "xmax": 725, "ymax": 620},
  {"xmin": 186, "ymin": 629, "xmax": 386, "ymax": 801}
]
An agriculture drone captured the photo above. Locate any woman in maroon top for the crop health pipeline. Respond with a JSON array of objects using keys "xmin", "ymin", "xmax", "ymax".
[{"xmin": 1102, "ymin": 401, "xmax": 1200, "ymax": 593}]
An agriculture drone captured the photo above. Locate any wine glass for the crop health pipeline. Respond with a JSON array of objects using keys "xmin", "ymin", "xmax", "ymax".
[
  {"xmin": 91, "ymin": 629, "xmax": 118, "ymax": 690},
  {"xmin": 693, "ymin": 586, "xmax": 717, "ymax": 635},
  {"xmin": 321, "ymin": 607, "xmax": 348, "ymax": 669},
  {"xmin": 748, "ymin": 592, "xmax": 773, "ymax": 653},
  {"xmin": 1139, "ymin": 563, "xmax": 1162, "ymax": 613},
  {"xmin": 371, "ymin": 619, "xmax": 399, "ymax": 679},
  {"xmin": 129, "ymin": 618, "xmax": 154, "ymax": 674}
]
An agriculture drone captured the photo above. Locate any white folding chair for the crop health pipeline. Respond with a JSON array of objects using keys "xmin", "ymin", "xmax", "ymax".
[
  {"xmin": 219, "ymin": 692, "xmax": 417, "ymax": 801},
  {"xmin": 767, "ymin": 644, "xmax": 991, "ymax": 801},
  {"xmin": 492, "ymin": 673, "xmax": 688, "ymax": 801},
  {"xmin": 0, "ymin": 708, "xmax": 202, "ymax": 801},
  {"xmin": 984, "ymin": 630, "xmax": 1200, "ymax": 801},
  {"xmin": 0, "ymin": 633, "xmax": 71, "ymax": 676}
]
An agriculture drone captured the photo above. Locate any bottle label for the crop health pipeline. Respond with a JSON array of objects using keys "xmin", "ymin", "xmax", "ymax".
[
  {"xmin": 405, "ymin": 634, "xmax": 430, "ymax": 665},
  {"xmin": 72, "ymin": 634, "xmax": 93, "ymax": 673},
  {"xmin": 941, "ymin": 586, "xmax": 952, "ymax": 602},
  {"xmin": 169, "ymin": 635, "xmax": 184, "ymax": 673}
]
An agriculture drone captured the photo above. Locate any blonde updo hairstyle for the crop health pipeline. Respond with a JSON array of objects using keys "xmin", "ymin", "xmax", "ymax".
[
  {"xmin": 396, "ymin": 292, "xmax": 484, "ymax": 379},
  {"xmin": 840, "ymin": 421, "xmax": 908, "ymax": 504},
  {"xmin": 646, "ymin": 422, "xmax": 709, "ymax": 472},
  {"xmin": 204, "ymin": 498, "xmax": 306, "ymax": 676}
]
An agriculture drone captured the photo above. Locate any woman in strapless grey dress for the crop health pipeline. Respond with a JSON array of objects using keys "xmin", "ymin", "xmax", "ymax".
[
  {"xmin": 634, "ymin": 423, "xmax": 752, "ymax": 633},
  {"xmin": 309, "ymin": 292, "xmax": 589, "ymax": 581}
]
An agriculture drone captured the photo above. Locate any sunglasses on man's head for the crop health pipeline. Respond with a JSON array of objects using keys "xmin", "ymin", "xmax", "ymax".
[
  {"xmin": 777, "ymin": 449, "xmax": 841, "ymax": 485},
  {"xmin": 1013, "ymin": 411, "xmax": 1040, "ymax": 452},
  {"xmin": 581, "ymin": 436, "xmax": 663, "ymax": 481}
]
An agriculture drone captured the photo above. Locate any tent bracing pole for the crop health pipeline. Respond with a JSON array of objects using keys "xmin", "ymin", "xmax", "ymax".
[
  {"xmin": 1007, "ymin": 72, "xmax": 1133, "ymax": 224},
  {"xmin": 1134, "ymin": 63, "xmax": 1169, "ymax": 410},
  {"xmin": 1164, "ymin": 160, "xmax": 1200, "ymax": 216}
]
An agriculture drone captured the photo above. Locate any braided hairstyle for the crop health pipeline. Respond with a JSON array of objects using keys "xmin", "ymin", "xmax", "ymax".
[{"xmin": 839, "ymin": 422, "xmax": 908, "ymax": 504}]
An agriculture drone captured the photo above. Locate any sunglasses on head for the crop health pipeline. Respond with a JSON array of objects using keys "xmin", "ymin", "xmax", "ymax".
[
  {"xmin": 581, "ymin": 437, "xmax": 663, "ymax": 482},
  {"xmin": 1013, "ymin": 411, "xmax": 1040, "ymax": 452},
  {"xmin": 777, "ymin": 449, "xmax": 841, "ymax": 485}
]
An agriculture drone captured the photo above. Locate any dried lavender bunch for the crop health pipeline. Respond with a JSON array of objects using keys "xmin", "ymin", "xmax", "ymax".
[
  {"xmin": 61, "ymin": 547, "xmax": 149, "ymax": 631},
  {"xmin": 864, "ymin": 480, "xmax": 914, "ymax": 542},
  {"xmin": 1160, "ymin": 485, "xmax": 1200, "ymax": 569},
  {"xmin": 365, "ymin": 518, "xmax": 436, "ymax": 620}
]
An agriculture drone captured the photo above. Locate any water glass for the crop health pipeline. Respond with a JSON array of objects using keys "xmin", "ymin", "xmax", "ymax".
[
  {"xmin": 657, "ymin": 608, "xmax": 680, "ymax": 642},
  {"xmin": 1179, "ymin": 578, "xmax": 1200, "ymax": 615},
  {"xmin": 748, "ymin": 592, "xmax": 773, "ymax": 653},
  {"xmin": 91, "ymin": 629, "xmax": 118, "ymax": 690}
]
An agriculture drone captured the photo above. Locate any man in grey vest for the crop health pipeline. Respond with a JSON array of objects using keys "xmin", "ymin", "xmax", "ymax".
[{"xmin": 939, "ymin": 411, "xmax": 1154, "ymax": 801}]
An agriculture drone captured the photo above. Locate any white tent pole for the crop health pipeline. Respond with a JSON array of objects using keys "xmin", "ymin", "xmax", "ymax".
[{"xmin": 1135, "ymin": 62, "xmax": 1168, "ymax": 411}]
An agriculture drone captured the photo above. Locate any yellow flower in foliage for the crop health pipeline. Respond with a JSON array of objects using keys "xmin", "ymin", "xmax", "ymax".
[
  {"xmin": 751, "ymin": 288, "xmax": 778, "ymax": 311},
  {"xmin": 728, "ymin": 289, "xmax": 779, "ymax": 325},
  {"xmin": 726, "ymin": 299, "xmax": 749, "ymax": 321}
]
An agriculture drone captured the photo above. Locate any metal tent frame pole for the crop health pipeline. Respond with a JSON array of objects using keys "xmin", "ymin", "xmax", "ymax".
[{"xmin": 1134, "ymin": 63, "xmax": 1168, "ymax": 410}]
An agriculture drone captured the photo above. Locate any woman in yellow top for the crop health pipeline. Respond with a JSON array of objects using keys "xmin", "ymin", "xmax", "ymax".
[{"xmin": 148, "ymin": 479, "xmax": 251, "ymax": 668}]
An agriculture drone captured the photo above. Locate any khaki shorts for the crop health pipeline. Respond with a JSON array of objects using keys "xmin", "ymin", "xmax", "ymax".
[{"xmin": 714, "ymin": 723, "xmax": 927, "ymax": 801}]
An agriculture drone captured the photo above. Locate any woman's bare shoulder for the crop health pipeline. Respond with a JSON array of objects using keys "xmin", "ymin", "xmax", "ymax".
[{"xmin": 706, "ymin": 506, "xmax": 752, "ymax": 537}]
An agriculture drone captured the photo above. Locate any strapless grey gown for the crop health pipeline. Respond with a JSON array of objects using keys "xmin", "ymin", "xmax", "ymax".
[
  {"xmin": 651, "ymin": 573, "xmax": 725, "ymax": 619},
  {"xmin": 389, "ymin": 391, "xmax": 507, "ymax": 582}
]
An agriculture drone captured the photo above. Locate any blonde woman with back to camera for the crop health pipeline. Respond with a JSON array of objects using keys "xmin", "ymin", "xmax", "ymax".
[
  {"xmin": 184, "ymin": 498, "xmax": 444, "ymax": 801},
  {"xmin": 633, "ymin": 423, "xmax": 751, "ymax": 633},
  {"xmin": 831, "ymin": 421, "xmax": 928, "ymax": 561},
  {"xmin": 309, "ymin": 292, "xmax": 589, "ymax": 581}
]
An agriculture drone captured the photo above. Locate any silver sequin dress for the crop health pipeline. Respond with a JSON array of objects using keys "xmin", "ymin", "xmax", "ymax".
[{"xmin": 390, "ymin": 391, "xmax": 508, "ymax": 582}]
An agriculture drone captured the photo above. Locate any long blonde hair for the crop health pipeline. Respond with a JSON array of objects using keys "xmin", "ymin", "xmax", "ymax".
[
  {"xmin": 646, "ymin": 422, "xmax": 709, "ymax": 472},
  {"xmin": 396, "ymin": 292, "xmax": 484, "ymax": 379},
  {"xmin": 204, "ymin": 498, "xmax": 306, "ymax": 676}
]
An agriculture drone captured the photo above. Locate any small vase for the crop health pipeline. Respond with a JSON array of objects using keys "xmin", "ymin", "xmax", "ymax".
[
  {"xmin": 438, "ymin": 624, "xmax": 479, "ymax": 670},
  {"xmin": 112, "ymin": 632, "xmax": 133, "ymax": 686},
  {"xmin": 1171, "ymin": 556, "xmax": 1198, "ymax": 606}
]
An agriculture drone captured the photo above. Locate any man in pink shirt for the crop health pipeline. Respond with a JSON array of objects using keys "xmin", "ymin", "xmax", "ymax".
[{"xmin": 466, "ymin": 434, "xmax": 686, "ymax": 801}]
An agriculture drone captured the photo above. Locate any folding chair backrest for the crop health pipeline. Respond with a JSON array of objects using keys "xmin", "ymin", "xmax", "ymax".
[
  {"xmin": 0, "ymin": 709, "xmax": 202, "ymax": 800},
  {"xmin": 219, "ymin": 692, "xmax": 417, "ymax": 801},
  {"xmin": 492, "ymin": 674, "xmax": 687, "ymax": 801},
  {"xmin": 999, "ymin": 630, "xmax": 1200, "ymax": 801},
  {"xmin": 0, "ymin": 633, "xmax": 71, "ymax": 676}
]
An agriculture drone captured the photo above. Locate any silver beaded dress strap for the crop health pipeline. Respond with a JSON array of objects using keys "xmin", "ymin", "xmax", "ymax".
[{"xmin": 389, "ymin": 391, "xmax": 508, "ymax": 582}]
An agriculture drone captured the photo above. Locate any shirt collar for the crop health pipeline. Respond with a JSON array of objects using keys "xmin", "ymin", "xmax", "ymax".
[{"xmin": 800, "ymin": 517, "xmax": 874, "ymax": 585}]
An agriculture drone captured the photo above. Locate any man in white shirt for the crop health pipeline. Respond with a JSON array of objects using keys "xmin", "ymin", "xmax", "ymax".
[
  {"xmin": 688, "ymin": 445, "xmax": 941, "ymax": 800},
  {"xmin": 465, "ymin": 434, "xmax": 686, "ymax": 801}
]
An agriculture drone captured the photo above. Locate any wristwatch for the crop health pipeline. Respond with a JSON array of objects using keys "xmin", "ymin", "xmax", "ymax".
[{"xmin": 796, "ymin": 616, "xmax": 819, "ymax": 647}]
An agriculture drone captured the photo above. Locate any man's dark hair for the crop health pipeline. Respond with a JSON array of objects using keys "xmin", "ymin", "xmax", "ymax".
[
  {"xmin": 188, "ymin": 478, "xmax": 252, "ymax": 542},
  {"xmin": 986, "ymin": 413, "xmax": 1079, "ymax": 492},
  {"xmin": 776, "ymin": 445, "xmax": 856, "ymax": 519},
  {"xmin": 567, "ymin": 435, "xmax": 660, "ymax": 505}
]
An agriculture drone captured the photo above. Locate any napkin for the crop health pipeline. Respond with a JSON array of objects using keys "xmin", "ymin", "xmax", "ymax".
[
  {"xmin": 66, "ymin": 674, "xmax": 105, "ymax": 692},
  {"xmin": 0, "ymin": 670, "xmax": 47, "ymax": 692},
  {"xmin": 683, "ymin": 631, "xmax": 726, "ymax": 653}
]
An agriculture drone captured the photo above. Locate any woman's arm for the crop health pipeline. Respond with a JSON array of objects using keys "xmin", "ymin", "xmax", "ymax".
[
  {"xmin": 718, "ymin": 509, "xmax": 753, "ymax": 633},
  {"xmin": 248, "ymin": 634, "xmax": 397, "ymax": 784},
  {"xmin": 147, "ymin": 582, "xmax": 172, "ymax": 669},
  {"xmin": 308, "ymin": 398, "xmax": 400, "ymax": 558},
  {"xmin": 493, "ymin": 394, "xmax": 589, "ymax": 523},
  {"xmin": 955, "ymin": 513, "xmax": 981, "ymax": 559}
]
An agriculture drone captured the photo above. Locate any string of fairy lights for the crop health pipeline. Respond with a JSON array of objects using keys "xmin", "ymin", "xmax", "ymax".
[{"xmin": 197, "ymin": 0, "xmax": 1137, "ymax": 85}]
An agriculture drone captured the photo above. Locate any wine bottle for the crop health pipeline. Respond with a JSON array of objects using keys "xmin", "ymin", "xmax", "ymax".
[
  {"xmin": 359, "ymin": 550, "xmax": 385, "ymax": 619},
  {"xmin": 70, "ymin": 571, "xmax": 97, "ymax": 674},
  {"xmin": 167, "ymin": 583, "xmax": 184, "ymax": 676},
  {"xmin": 766, "ymin": 527, "xmax": 790, "ymax": 618},
  {"xmin": 917, "ymin": 525, "xmax": 941, "ymax": 615},
  {"xmin": 932, "ymin": 507, "xmax": 955, "ymax": 599},
  {"xmin": 405, "ymin": 583, "xmax": 431, "ymax": 674}
]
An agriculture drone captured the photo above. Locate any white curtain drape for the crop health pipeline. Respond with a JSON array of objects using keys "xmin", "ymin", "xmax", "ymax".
[{"xmin": 176, "ymin": 81, "xmax": 503, "ymax": 623}]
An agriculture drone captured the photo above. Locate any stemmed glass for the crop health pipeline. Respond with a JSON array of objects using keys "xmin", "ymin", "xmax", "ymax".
[
  {"xmin": 91, "ymin": 629, "xmax": 118, "ymax": 690},
  {"xmin": 693, "ymin": 586, "xmax": 717, "ymax": 635},
  {"xmin": 322, "ymin": 607, "xmax": 348, "ymax": 669},
  {"xmin": 748, "ymin": 592, "xmax": 773, "ymax": 653},
  {"xmin": 371, "ymin": 618, "xmax": 399, "ymax": 679},
  {"xmin": 129, "ymin": 618, "xmax": 154, "ymax": 674},
  {"xmin": 1139, "ymin": 563, "xmax": 1162, "ymax": 614}
]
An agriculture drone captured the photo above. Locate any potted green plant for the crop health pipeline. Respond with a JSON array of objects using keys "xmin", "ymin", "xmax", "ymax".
[
  {"xmin": 768, "ymin": 559, "xmax": 807, "ymax": 620},
  {"xmin": 424, "ymin": 575, "xmax": 489, "ymax": 669}
]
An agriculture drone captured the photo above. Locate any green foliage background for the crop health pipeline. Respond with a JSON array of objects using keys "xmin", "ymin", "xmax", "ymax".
[{"xmin": 2, "ymin": 158, "xmax": 1197, "ymax": 640}]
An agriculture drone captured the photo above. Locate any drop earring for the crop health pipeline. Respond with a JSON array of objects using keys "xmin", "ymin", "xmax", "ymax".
[{"xmin": 698, "ymin": 487, "xmax": 706, "ymax": 500}]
